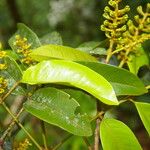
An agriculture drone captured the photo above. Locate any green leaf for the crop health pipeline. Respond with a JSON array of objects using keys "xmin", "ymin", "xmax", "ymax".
[
  {"xmin": 9, "ymin": 23, "xmax": 41, "ymax": 52},
  {"xmin": 1, "ymin": 56, "xmax": 25, "ymax": 95},
  {"xmin": 63, "ymin": 89, "xmax": 96, "ymax": 116},
  {"xmin": 77, "ymin": 41, "xmax": 106, "ymax": 55},
  {"xmin": 135, "ymin": 102, "xmax": 150, "ymax": 135},
  {"xmin": 100, "ymin": 118, "xmax": 142, "ymax": 150},
  {"xmin": 22, "ymin": 60, "xmax": 118, "ymax": 105},
  {"xmin": 29, "ymin": 44, "xmax": 97, "ymax": 62},
  {"xmin": 40, "ymin": 32, "xmax": 63, "ymax": 45},
  {"xmin": 24, "ymin": 87, "xmax": 92, "ymax": 136},
  {"xmin": 79, "ymin": 61, "xmax": 147, "ymax": 96},
  {"xmin": 127, "ymin": 45, "xmax": 149, "ymax": 75},
  {"xmin": 5, "ymin": 50, "xmax": 19, "ymax": 60}
]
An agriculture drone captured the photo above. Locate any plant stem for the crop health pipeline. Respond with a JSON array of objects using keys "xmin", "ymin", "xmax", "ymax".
[
  {"xmin": 94, "ymin": 100, "xmax": 103, "ymax": 150},
  {"xmin": 83, "ymin": 137, "xmax": 92, "ymax": 150},
  {"xmin": 52, "ymin": 134, "xmax": 72, "ymax": 150},
  {"xmin": 0, "ymin": 107, "xmax": 24, "ymax": 140},
  {"xmin": 2, "ymin": 102, "xmax": 42, "ymax": 150},
  {"xmin": 0, "ymin": 81, "xmax": 20, "ymax": 104},
  {"xmin": 4, "ymin": 95, "xmax": 25, "ymax": 126},
  {"xmin": 40, "ymin": 121, "xmax": 48, "ymax": 150},
  {"xmin": 90, "ymin": 111, "xmax": 104, "ymax": 122},
  {"xmin": 118, "ymin": 50, "xmax": 130, "ymax": 68},
  {"xmin": 106, "ymin": 40, "xmax": 114, "ymax": 63},
  {"xmin": 94, "ymin": 118, "xmax": 100, "ymax": 150}
]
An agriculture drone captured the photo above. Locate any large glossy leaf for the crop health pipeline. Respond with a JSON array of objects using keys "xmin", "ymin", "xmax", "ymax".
[
  {"xmin": 135, "ymin": 102, "xmax": 150, "ymax": 135},
  {"xmin": 29, "ymin": 44, "xmax": 97, "ymax": 62},
  {"xmin": 40, "ymin": 32, "xmax": 63, "ymax": 45},
  {"xmin": 24, "ymin": 87, "xmax": 92, "ymax": 136},
  {"xmin": 0, "ymin": 56, "xmax": 25, "ymax": 95},
  {"xmin": 22, "ymin": 60, "xmax": 118, "ymax": 105},
  {"xmin": 100, "ymin": 118, "xmax": 142, "ymax": 150},
  {"xmin": 79, "ymin": 61, "xmax": 147, "ymax": 96},
  {"xmin": 127, "ymin": 45, "xmax": 149, "ymax": 75},
  {"xmin": 9, "ymin": 23, "xmax": 41, "ymax": 52}
]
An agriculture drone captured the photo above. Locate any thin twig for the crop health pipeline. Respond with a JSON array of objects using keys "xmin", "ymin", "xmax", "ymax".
[
  {"xmin": 40, "ymin": 121, "xmax": 48, "ymax": 150},
  {"xmin": 2, "ymin": 102, "xmax": 42, "ymax": 150},
  {"xmin": 90, "ymin": 111, "xmax": 104, "ymax": 122},
  {"xmin": 52, "ymin": 134, "xmax": 72, "ymax": 150},
  {"xmin": 0, "ymin": 107, "xmax": 24, "ymax": 140},
  {"xmin": 0, "ymin": 81, "xmax": 20, "ymax": 104},
  {"xmin": 83, "ymin": 137, "xmax": 92, "ymax": 150},
  {"xmin": 3, "ymin": 95, "xmax": 25, "ymax": 126},
  {"xmin": 94, "ymin": 100, "xmax": 104, "ymax": 150},
  {"xmin": 106, "ymin": 40, "xmax": 114, "ymax": 63},
  {"xmin": 94, "ymin": 118, "xmax": 100, "ymax": 150}
]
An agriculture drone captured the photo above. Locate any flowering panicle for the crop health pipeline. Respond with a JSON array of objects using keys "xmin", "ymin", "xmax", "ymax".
[
  {"xmin": 116, "ymin": 3, "xmax": 150, "ymax": 67},
  {"xmin": 101, "ymin": 0, "xmax": 130, "ymax": 63},
  {"xmin": 101, "ymin": 0, "xmax": 130, "ymax": 39},
  {"xmin": 101, "ymin": 0, "xmax": 150, "ymax": 66},
  {"xmin": 13, "ymin": 35, "xmax": 33, "ymax": 64}
]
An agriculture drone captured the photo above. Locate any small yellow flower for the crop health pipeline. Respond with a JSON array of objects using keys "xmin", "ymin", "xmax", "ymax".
[
  {"xmin": 0, "ymin": 64, "xmax": 7, "ymax": 70},
  {"xmin": 15, "ymin": 138, "xmax": 32, "ymax": 150},
  {"xmin": 13, "ymin": 34, "xmax": 33, "ymax": 65},
  {"xmin": 0, "ymin": 77, "xmax": 7, "ymax": 94},
  {"xmin": 0, "ymin": 51, "xmax": 6, "ymax": 58}
]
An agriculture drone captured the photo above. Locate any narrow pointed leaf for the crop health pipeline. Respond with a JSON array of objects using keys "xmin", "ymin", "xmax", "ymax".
[
  {"xmin": 0, "ymin": 56, "xmax": 25, "ymax": 95},
  {"xmin": 79, "ymin": 61, "xmax": 147, "ymax": 96},
  {"xmin": 22, "ymin": 60, "xmax": 118, "ymax": 105},
  {"xmin": 135, "ymin": 102, "xmax": 150, "ymax": 135},
  {"xmin": 29, "ymin": 44, "xmax": 97, "ymax": 62},
  {"xmin": 100, "ymin": 118, "xmax": 142, "ymax": 150},
  {"xmin": 24, "ymin": 87, "xmax": 92, "ymax": 136}
]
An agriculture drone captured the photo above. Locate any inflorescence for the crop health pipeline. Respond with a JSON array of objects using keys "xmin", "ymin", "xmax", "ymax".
[
  {"xmin": 101, "ymin": 0, "xmax": 150, "ymax": 67},
  {"xmin": 13, "ymin": 35, "xmax": 33, "ymax": 65}
]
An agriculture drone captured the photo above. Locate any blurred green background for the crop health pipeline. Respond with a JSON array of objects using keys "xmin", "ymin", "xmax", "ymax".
[{"xmin": 0, "ymin": 0, "xmax": 149, "ymax": 48}]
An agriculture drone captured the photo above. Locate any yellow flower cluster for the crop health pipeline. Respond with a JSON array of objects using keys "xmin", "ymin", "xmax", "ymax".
[
  {"xmin": 15, "ymin": 138, "xmax": 32, "ymax": 150},
  {"xmin": 101, "ymin": 0, "xmax": 130, "ymax": 63},
  {"xmin": 0, "ymin": 51, "xmax": 7, "ymax": 70},
  {"xmin": 0, "ymin": 46, "xmax": 7, "ymax": 94},
  {"xmin": 0, "ymin": 77, "xmax": 7, "ymax": 94},
  {"xmin": 101, "ymin": 0, "xmax": 130, "ymax": 39},
  {"xmin": 13, "ymin": 35, "xmax": 33, "ymax": 64}
]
